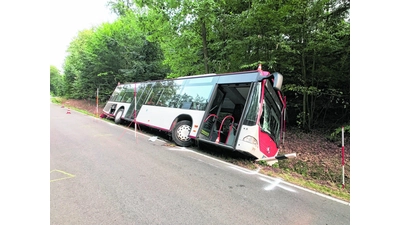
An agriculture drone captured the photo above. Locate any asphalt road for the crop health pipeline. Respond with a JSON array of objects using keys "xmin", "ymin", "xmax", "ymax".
[{"xmin": 50, "ymin": 103, "xmax": 350, "ymax": 225}]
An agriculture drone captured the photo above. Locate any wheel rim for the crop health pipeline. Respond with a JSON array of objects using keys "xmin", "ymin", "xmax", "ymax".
[{"xmin": 177, "ymin": 125, "xmax": 191, "ymax": 141}]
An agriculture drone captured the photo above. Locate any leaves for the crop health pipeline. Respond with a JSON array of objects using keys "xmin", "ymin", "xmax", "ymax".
[
  {"xmin": 62, "ymin": 13, "xmax": 168, "ymax": 101},
  {"xmin": 58, "ymin": 0, "xmax": 349, "ymax": 130},
  {"xmin": 50, "ymin": 65, "xmax": 64, "ymax": 96}
]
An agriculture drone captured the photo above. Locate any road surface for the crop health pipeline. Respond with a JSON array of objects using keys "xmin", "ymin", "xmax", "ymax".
[{"xmin": 51, "ymin": 103, "xmax": 350, "ymax": 225}]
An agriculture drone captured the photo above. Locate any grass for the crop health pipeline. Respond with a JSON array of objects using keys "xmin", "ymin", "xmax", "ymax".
[
  {"xmin": 50, "ymin": 96, "xmax": 64, "ymax": 104},
  {"xmin": 52, "ymin": 97, "xmax": 98, "ymax": 117},
  {"xmin": 263, "ymin": 168, "xmax": 350, "ymax": 202},
  {"xmin": 258, "ymin": 157, "xmax": 350, "ymax": 202}
]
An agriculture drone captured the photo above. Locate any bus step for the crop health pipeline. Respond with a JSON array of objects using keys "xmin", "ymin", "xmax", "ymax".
[
  {"xmin": 275, "ymin": 153, "xmax": 297, "ymax": 160},
  {"xmin": 256, "ymin": 153, "xmax": 297, "ymax": 165}
]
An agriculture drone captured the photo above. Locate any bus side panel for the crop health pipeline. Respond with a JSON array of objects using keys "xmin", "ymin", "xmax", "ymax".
[
  {"xmin": 136, "ymin": 105, "xmax": 206, "ymax": 137},
  {"xmin": 102, "ymin": 101, "xmax": 131, "ymax": 117},
  {"xmin": 103, "ymin": 102, "xmax": 114, "ymax": 114}
]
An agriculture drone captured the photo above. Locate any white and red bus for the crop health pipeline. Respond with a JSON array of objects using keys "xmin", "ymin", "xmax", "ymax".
[{"xmin": 102, "ymin": 65, "xmax": 295, "ymax": 162}]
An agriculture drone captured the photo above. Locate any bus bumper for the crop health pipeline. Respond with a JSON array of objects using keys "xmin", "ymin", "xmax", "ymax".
[
  {"xmin": 101, "ymin": 112, "xmax": 115, "ymax": 119},
  {"xmin": 256, "ymin": 153, "xmax": 297, "ymax": 165}
]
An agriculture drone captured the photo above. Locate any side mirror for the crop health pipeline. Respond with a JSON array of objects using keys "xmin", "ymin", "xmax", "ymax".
[{"xmin": 272, "ymin": 72, "xmax": 283, "ymax": 91}]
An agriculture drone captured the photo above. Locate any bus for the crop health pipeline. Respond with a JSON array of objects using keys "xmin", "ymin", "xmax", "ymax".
[{"xmin": 101, "ymin": 65, "xmax": 296, "ymax": 163}]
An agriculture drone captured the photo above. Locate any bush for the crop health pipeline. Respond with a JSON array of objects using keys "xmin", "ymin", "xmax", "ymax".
[
  {"xmin": 328, "ymin": 125, "xmax": 350, "ymax": 142},
  {"xmin": 51, "ymin": 97, "xmax": 64, "ymax": 104}
]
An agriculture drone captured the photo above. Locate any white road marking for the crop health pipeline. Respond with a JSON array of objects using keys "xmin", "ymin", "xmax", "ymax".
[
  {"xmin": 148, "ymin": 136, "xmax": 158, "ymax": 142},
  {"xmin": 167, "ymin": 147, "xmax": 193, "ymax": 152},
  {"xmin": 260, "ymin": 177, "xmax": 296, "ymax": 192}
]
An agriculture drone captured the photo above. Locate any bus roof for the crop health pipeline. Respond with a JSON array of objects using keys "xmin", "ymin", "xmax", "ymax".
[{"xmin": 116, "ymin": 69, "xmax": 272, "ymax": 86}]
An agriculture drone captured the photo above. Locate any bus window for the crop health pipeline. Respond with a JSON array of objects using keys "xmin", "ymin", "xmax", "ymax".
[
  {"xmin": 176, "ymin": 84, "xmax": 214, "ymax": 110},
  {"xmin": 165, "ymin": 80, "xmax": 184, "ymax": 108},
  {"xmin": 121, "ymin": 90, "xmax": 134, "ymax": 103},
  {"xmin": 148, "ymin": 82, "xmax": 164, "ymax": 105},
  {"xmin": 243, "ymin": 83, "xmax": 261, "ymax": 126},
  {"xmin": 135, "ymin": 83, "xmax": 154, "ymax": 112},
  {"xmin": 136, "ymin": 83, "xmax": 148, "ymax": 106},
  {"xmin": 109, "ymin": 85, "xmax": 124, "ymax": 102},
  {"xmin": 116, "ymin": 91, "xmax": 124, "ymax": 102},
  {"xmin": 157, "ymin": 80, "xmax": 179, "ymax": 107}
]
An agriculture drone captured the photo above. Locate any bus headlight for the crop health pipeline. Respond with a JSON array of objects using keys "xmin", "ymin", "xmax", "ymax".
[{"xmin": 243, "ymin": 135, "xmax": 258, "ymax": 145}]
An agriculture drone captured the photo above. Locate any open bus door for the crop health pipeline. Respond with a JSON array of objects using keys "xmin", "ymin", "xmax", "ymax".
[
  {"xmin": 199, "ymin": 87, "xmax": 225, "ymax": 143},
  {"xmin": 198, "ymin": 83, "xmax": 249, "ymax": 149}
]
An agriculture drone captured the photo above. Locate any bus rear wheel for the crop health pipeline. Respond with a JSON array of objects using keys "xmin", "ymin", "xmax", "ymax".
[
  {"xmin": 114, "ymin": 108, "xmax": 124, "ymax": 124},
  {"xmin": 172, "ymin": 120, "xmax": 192, "ymax": 147}
]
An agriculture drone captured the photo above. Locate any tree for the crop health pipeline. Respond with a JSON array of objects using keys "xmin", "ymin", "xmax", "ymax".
[
  {"xmin": 133, "ymin": 0, "xmax": 220, "ymax": 77},
  {"xmin": 50, "ymin": 65, "xmax": 63, "ymax": 96},
  {"xmin": 60, "ymin": 0, "xmax": 350, "ymax": 130},
  {"xmin": 63, "ymin": 13, "xmax": 168, "ymax": 101},
  {"xmin": 278, "ymin": 0, "xmax": 350, "ymax": 130}
]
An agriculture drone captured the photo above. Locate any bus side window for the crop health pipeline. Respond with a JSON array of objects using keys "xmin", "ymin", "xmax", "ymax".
[
  {"xmin": 181, "ymin": 102, "xmax": 192, "ymax": 109},
  {"xmin": 191, "ymin": 102, "xmax": 199, "ymax": 110},
  {"xmin": 168, "ymin": 101, "xmax": 175, "ymax": 108},
  {"xmin": 146, "ymin": 99, "xmax": 155, "ymax": 105}
]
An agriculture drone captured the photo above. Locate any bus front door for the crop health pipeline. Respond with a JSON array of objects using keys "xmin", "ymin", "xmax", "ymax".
[{"xmin": 199, "ymin": 87, "xmax": 225, "ymax": 142}]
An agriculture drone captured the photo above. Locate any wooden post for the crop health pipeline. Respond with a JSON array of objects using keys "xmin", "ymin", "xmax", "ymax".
[
  {"xmin": 342, "ymin": 126, "xmax": 345, "ymax": 189},
  {"xmin": 96, "ymin": 88, "xmax": 99, "ymax": 117}
]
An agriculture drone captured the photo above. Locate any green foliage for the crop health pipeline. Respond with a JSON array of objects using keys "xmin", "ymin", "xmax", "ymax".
[
  {"xmin": 257, "ymin": 160, "xmax": 278, "ymax": 167},
  {"xmin": 57, "ymin": 0, "xmax": 349, "ymax": 130},
  {"xmin": 277, "ymin": 157, "xmax": 291, "ymax": 170},
  {"xmin": 293, "ymin": 160, "xmax": 309, "ymax": 177},
  {"xmin": 107, "ymin": 0, "xmax": 135, "ymax": 16},
  {"xmin": 309, "ymin": 163, "xmax": 325, "ymax": 180},
  {"xmin": 50, "ymin": 97, "xmax": 64, "ymax": 104},
  {"xmin": 50, "ymin": 65, "xmax": 64, "ymax": 96},
  {"xmin": 271, "ymin": 162, "xmax": 280, "ymax": 168},
  {"xmin": 328, "ymin": 125, "xmax": 350, "ymax": 142},
  {"xmin": 62, "ymin": 13, "xmax": 168, "ymax": 101}
]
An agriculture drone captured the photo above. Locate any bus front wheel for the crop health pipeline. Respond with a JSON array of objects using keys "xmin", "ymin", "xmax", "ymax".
[
  {"xmin": 172, "ymin": 120, "xmax": 192, "ymax": 147},
  {"xmin": 114, "ymin": 108, "xmax": 124, "ymax": 124}
]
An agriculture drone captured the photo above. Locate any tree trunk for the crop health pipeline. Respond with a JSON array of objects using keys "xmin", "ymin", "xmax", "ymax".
[
  {"xmin": 200, "ymin": 19, "xmax": 209, "ymax": 74},
  {"xmin": 301, "ymin": 49, "xmax": 308, "ymax": 131}
]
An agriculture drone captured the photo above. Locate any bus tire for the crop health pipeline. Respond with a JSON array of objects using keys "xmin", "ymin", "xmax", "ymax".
[
  {"xmin": 114, "ymin": 108, "xmax": 124, "ymax": 124},
  {"xmin": 172, "ymin": 120, "xmax": 192, "ymax": 147}
]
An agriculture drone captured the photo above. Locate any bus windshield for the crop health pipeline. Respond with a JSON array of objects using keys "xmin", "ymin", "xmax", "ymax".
[
  {"xmin": 109, "ymin": 85, "xmax": 134, "ymax": 103},
  {"xmin": 260, "ymin": 80, "xmax": 283, "ymax": 144}
]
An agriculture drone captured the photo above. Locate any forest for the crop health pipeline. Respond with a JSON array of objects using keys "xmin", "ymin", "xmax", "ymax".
[{"xmin": 50, "ymin": 0, "xmax": 350, "ymax": 134}]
